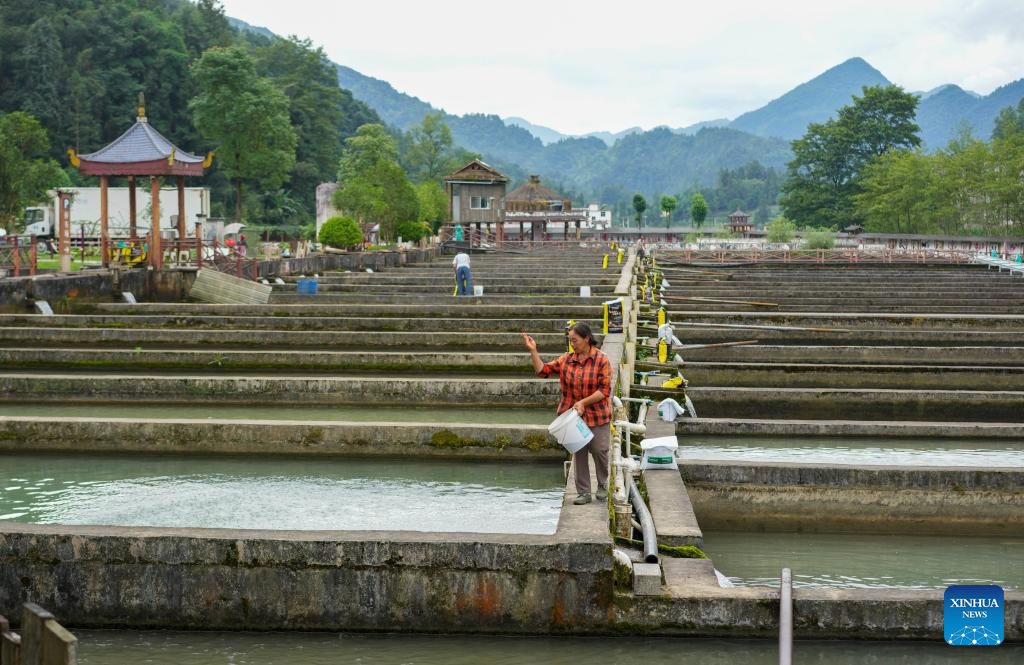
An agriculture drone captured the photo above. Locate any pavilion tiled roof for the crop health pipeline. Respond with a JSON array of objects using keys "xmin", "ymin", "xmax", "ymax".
[{"xmin": 80, "ymin": 119, "xmax": 204, "ymax": 164}]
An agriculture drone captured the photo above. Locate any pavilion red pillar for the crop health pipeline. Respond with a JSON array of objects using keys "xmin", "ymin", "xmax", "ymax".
[
  {"xmin": 150, "ymin": 177, "xmax": 163, "ymax": 269},
  {"xmin": 100, "ymin": 176, "xmax": 109, "ymax": 267},
  {"xmin": 177, "ymin": 176, "xmax": 186, "ymax": 249},
  {"xmin": 128, "ymin": 175, "xmax": 137, "ymax": 239}
]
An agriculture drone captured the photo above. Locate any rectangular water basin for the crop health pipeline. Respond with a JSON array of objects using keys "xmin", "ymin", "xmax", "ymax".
[
  {"xmin": 0, "ymin": 453, "xmax": 564, "ymax": 534},
  {"xmin": 74, "ymin": 631, "xmax": 1024, "ymax": 664},
  {"xmin": 703, "ymin": 530, "xmax": 1024, "ymax": 590},
  {"xmin": 679, "ymin": 436, "xmax": 1024, "ymax": 468}
]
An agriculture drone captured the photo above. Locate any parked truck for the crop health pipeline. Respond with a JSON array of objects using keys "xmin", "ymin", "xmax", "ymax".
[{"xmin": 22, "ymin": 187, "xmax": 211, "ymax": 239}]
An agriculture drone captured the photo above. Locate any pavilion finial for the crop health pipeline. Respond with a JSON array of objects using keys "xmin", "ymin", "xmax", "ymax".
[{"xmin": 137, "ymin": 92, "xmax": 147, "ymax": 123}]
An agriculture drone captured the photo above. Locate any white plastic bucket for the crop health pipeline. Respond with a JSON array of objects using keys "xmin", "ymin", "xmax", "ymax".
[
  {"xmin": 547, "ymin": 409, "xmax": 594, "ymax": 454},
  {"xmin": 473, "ymin": 285, "xmax": 484, "ymax": 296},
  {"xmin": 580, "ymin": 286, "xmax": 591, "ymax": 297}
]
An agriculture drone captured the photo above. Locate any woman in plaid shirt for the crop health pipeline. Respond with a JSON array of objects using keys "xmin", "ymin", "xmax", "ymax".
[{"xmin": 522, "ymin": 322, "xmax": 611, "ymax": 505}]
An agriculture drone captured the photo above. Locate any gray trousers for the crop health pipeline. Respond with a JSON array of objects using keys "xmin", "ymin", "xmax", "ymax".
[{"xmin": 574, "ymin": 422, "xmax": 610, "ymax": 494}]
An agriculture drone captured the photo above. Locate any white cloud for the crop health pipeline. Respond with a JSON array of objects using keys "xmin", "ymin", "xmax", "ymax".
[{"xmin": 219, "ymin": 0, "xmax": 1024, "ymax": 134}]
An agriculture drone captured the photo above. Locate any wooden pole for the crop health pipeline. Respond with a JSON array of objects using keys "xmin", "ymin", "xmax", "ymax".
[
  {"xmin": 150, "ymin": 177, "xmax": 162, "ymax": 269},
  {"xmin": 100, "ymin": 175, "xmax": 109, "ymax": 267},
  {"xmin": 177, "ymin": 175, "xmax": 186, "ymax": 252},
  {"xmin": 128, "ymin": 175, "xmax": 137, "ymax": 239}
]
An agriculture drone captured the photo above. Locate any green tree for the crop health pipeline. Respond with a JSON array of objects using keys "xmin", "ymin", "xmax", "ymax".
[
  {"xmin": 801, "ymin": 227, "xmax": 837, "ymax": 249},
  {"xmin": 337, "ymin": 124, "xmax": 400, "ymax": 180},
  {"xmin": 991, "ymin": 98, "xmax": 1024, "ymax": 141},
  {"xmin": 781, "ymin": 85, "xmax": 921, "ymax": 228},
  {"xmin": 406, "ymin": 112, "xmax": 453, "ymax": 183},
  {"xmin": 765, "ymin": 216, "xmax": 797, "ymax": 243},
  {"xmin": 0, "ymin": 112, "xmax": 68, "ymax": 233},
  {"xmin": 190, "ymin": 46, "xmax": 297, "ymax": 222},
  {"xmin": 415, "ymin": 181, "xmax": 449, "ymax": 232},
  {"xmin": 396, "ymin": 220, "xmax": 431, "ymax": 242},
  {"xmin": 255, "ymin": 37, "xmax": 348, "ymax": 217},
  {"xmin": 690, "ymin": 192, "xmax": 708, "ymax": 229},
  {"xmin": 318, "ymin": 215, "xmax": 362, "ymax": 249},
  {"xmin": 333, "ymin": 124, "xmax": 419, "ymax": 241},
  {"xmin": 659, "ymin": 195, "xmax": 678, "ymax": 228},
  {"xmin": 632, "ymin": 193, "xmax": 647, "ymax": 227}
]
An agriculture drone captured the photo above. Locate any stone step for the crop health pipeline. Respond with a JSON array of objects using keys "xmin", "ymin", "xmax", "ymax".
[
  {"xmin": 636, "ymin": 385, "xmax": 1024, "ymax": 422},
  {"xmin": 0, "ymin": 373, "xmax": 560, "ymax": 406},
  {"xmin": 0, "ymin": 347, "xmax": 549, "ymax": 373},
  {"xmin": 0, "ymin": 326, "xmax": 569, "ymax": 352}
]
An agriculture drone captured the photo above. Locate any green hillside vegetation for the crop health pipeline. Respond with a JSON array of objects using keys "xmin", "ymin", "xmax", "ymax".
[
  {"xmin": 0, "ymin": 0, "xmax": 380, "ymax": 233},
  {"xmin": 856, "ymin": 100, "xmax": 1024, "ymax": 237},
  {"xmin": 781, "ymin": 86, "xmax": 1024, "ymax": 237}
]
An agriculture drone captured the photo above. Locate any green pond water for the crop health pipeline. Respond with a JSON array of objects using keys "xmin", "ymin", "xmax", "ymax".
[
  {"xmin": 0, "ymin": 402, "xmax": 555, "ymax": 425},
  {"xmin": 0, "ymin": 453, "xmax": 563, "ymax": 534},
  {"xmin": 703, "ymin": 531, "xmax": 1024, "ymax": 590},
  {"xmin": 74, "ymin": 631, "xmax": 1024, "ymax": 664},
  {"xmin": 679, "ymin": 436, "xmax": 1024, "ymax": 467}
]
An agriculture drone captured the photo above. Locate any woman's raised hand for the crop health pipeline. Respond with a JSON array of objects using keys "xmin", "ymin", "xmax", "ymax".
[{"xmin": 521, "ymin": 332, "xmax": 537, "ymax": 352}]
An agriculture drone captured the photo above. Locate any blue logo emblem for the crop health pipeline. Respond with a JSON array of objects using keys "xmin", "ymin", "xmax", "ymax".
[{"xmin": 944, "ymin": 585, "xmax": 1003, "ymax": 645}]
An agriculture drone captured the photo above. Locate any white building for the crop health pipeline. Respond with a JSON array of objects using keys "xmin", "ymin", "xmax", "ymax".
[{"xmin": 573, "ymin": 204, "xmax": 612, "ymax": 229}]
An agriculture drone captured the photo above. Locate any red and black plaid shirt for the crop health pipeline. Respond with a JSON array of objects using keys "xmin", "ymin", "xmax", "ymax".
[{"xmin": 537, "ymin": 347, "xmax": 612, "ymax": 427}]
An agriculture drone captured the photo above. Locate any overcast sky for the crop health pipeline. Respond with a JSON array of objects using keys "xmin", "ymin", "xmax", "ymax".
[{"xmin": 218, "ymin": 0, "xmax": 1024, "ymax": 135}]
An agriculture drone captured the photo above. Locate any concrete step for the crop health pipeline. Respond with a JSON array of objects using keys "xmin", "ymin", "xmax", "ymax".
[
  {"xmin": 662, "ymin": 311, "xmax": 1024, "ymax": 330},
  {"xmin": 667, "ymin": 303, "xmax": 1024, "ymax": 314},
  {"xmin": 637, "ymin": 385, "xmax": 1024, "ymax": 422},
  {"xmin": 669, "ymin": 360, "xmax": 1024, "ymax": 391},
  {"xmin": 643, "ymin": 325, "xmax": 1024, "ymax": 346},
  {"xmin": 270, "ymin": 284, "xmax": 619, "ymax": 295},
  {"xmin": 674, "ymin": 417, "xmax": 1024, "ymax": 438},
  {"xmin": 0, "ymin": 416, "xmax": 564, "ymax": 459},
  {"xmin": 0, "ymin": 373, "xmax": 560, "ymax": 405},
  {"xmin": 1, "ymin": 314, "xmax": 585, "ymax": 333},
  {"xmin": 681, "ymin": 344, "xmax": 1024, "ymax": 365},
  {"xmin": 0, "ymin": 347, "xmax": 549, "ymax": 373},
  {"xmin": 90, "ymin": 302, "xmax": 606, "ymax": 320},
  {"xmin": 0, "ymin": 326, "xmax": 569, "ymax": 352}
]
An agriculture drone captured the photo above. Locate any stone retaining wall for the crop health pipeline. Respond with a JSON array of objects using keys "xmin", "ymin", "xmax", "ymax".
[{"xmin": 0, "ymin": 249, "xmax": 438, "ymax": 307}]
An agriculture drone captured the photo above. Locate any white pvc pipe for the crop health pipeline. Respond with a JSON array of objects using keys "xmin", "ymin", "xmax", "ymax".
[{"xmin": 612, "ymin": 548, "xmax": 633, "ymax": 570}]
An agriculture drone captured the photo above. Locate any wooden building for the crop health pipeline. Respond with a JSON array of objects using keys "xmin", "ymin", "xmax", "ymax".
[
  {"xmin": 444, "ymin": 159, "xmax": 507, "ymax": 225},
  {"xmin": 727, "ymin": 210, "xmax": 752, "ymax": 235},
  {"xmin": 504, "ymin": 175, "xmax": 584, "ymax": 241}
]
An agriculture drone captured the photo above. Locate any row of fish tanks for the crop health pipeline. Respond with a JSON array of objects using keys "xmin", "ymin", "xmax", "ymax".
[{"xmin": 1, "ymin": 402, "xmax": 1020, "ymax": 662}]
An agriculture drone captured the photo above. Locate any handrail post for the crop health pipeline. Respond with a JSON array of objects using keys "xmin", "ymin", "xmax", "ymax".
[{"xmin": 779, "ymin": 567, "xmax": 793, "ymax": 665}]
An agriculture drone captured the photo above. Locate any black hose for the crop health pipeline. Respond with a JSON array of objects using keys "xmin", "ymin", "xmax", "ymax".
[{"xmin": 626, "ymin": 472, "xmax": 659, "ymax": 564}]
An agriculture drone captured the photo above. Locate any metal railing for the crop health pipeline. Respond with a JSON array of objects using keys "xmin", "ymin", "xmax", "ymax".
[
  {"xmin": 662, "ymin": 248, "xmax": 977, "ymax": 265},
  {"xmin": 0, "ymin": 236, "xmax": 36, "ymax": 277},
  {"xmin": 779, "ymin": 567, "xmax": 793, "ymax": 665}
]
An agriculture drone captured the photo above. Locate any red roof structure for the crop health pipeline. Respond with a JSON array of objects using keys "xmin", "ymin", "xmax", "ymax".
[{"xmin": 69, "ymin": 94, "xmax": 212, "ymax": 268}]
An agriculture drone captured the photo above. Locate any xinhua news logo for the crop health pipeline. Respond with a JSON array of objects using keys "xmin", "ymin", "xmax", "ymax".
[{"xmin": 944, "ymin": 584, "xmax": 1004, "ymax": 646}]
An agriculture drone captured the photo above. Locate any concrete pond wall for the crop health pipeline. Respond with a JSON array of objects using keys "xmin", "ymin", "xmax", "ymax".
[{"xmin": 0, "ymin": 248, "xmax": 438, "ymax": 307}]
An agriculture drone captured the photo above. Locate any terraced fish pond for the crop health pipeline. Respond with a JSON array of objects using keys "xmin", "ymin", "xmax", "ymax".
[
  {"xmin": 703, "ymin": 531, "xmax": 1024, "ymax": 589},
  {"xmin": 679, "ymin": 436, "xmax": 1024, "ymax": 467},
  {"xmin": 0, "ymin": 453, "xmax": 564, "ymax": 534},
  {"xmin": 74, "ymin": 630, "xmax": 1024, "ymax": 664}
]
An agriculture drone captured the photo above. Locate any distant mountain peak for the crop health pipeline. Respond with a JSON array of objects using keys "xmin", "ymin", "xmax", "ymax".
[{"xmin": 728, "ymin": 57, "xmax": 892, "ymax": 140}]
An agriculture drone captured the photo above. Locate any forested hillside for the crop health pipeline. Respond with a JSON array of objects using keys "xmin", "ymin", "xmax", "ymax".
[{"xmin": 0, "ymin": 0, "xmax": 379, "ymax": 230}]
